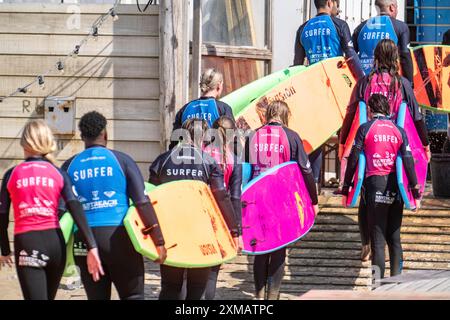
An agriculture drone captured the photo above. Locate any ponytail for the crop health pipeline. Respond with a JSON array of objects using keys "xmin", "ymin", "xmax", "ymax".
[{"xmin": 20, "ymin": 119, "xmax": 57, "ymax": 163}]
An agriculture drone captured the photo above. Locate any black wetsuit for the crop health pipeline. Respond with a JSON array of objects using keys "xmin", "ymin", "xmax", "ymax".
[
  {"xmin": 0, "ymin": 157, "xmax": 97, "ymax": 300},
  {"xmin": 340, "ymin": 74, "xmax": 428, "ymax": 247},
  {"xmin": 248, "ymin": 123, "xmax": 318, "ymax": 299},
  {"xmin": 62, "ymin": 146, "xmax": 164, "ymax": 300},
  {"xmin": 342, "ymin": 117, "xmax": 420, "ymax": 278},
  {"xmin": 149, "ymin": 143, "xmax": 239, "ymax": 300}
]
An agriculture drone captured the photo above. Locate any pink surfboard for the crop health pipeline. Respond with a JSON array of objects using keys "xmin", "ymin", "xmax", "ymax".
[
  {"xmin": 396, "ymin": 102, "xmax": 428, "ymax": 210},
  {"xmin": 241, "ymin": 162, "xmax": 315, "ymax": 255}
]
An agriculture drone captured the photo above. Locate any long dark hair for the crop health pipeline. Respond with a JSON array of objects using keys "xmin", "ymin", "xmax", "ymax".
[
  {"xmin": 368, "ymin": 94, "xmax": 391, "ymax": 116},
  {"xmin": 181, "ymin": 118, "xmax": 209, "ymax": 148},
  {"xmin": 370, "ymin": 39, "xmax": 402, "ymax": 98},
  {"xmin": 212, "ymin": 116, "xmax": 235, "ymax": 170}
]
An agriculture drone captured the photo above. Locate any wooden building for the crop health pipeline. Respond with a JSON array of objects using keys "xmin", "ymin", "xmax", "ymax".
[{"xmin": 0, "ymin": 3, "xmax": 160, "ymax": 176}]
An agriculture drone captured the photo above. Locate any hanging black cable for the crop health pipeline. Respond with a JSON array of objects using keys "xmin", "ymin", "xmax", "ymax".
[{"xmin": 137, "ymin": 0, "xmax": 155, "ymax": 13}]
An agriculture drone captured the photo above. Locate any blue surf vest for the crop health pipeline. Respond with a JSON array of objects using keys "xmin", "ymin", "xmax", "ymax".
[
  {"xmin": 357, "ymin": 16, "xmax": 398, "ymax": 75},
  {"xmin": 67, "ymin": 147, "xmax": 129, "ymax": 227},
  {"xmin": 181, "ymin": 98, "xmax": 220, "ymax": 128},
  {"xmin": 300, "ymin": 15, "xmax": 343, "ymax": 65}
]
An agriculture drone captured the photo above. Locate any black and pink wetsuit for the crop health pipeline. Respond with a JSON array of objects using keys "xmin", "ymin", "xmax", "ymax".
[
  {"xmin": 0, "ymin": 157, "xmax": 96, "ymax": 300},
  {"xmin": 247, "ymin": 122, "xmax": 318, "ymax": 299},
  {"xmin": 342, "ymin": 116, "xmax": 420, "ymax": 278}
]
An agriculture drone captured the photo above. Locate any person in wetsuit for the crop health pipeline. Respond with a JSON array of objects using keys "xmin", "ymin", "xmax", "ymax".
[
  {"xmin": 170, "ymin": 68, "xmax": 235, "ymax": 149},
  {"xmin": 0, "ymin": 120, "xmax": 103, "ymax": 300},
  {"xmin": 294, "ymin": 0, "xmax": 365, "ymax": 194},
  {"xmin": 149, "ymin": 118, "xmax": 240, "ymax": 300},
  {"xmin": 62, "ymin": 111, "xmax": 167, "ymax": 300},
  {"xmin": 203, "ymin": 116, "xmax": 243, "ymax": 300},
  {"xmin": 342, "ymin": 94, "xmax": 421, "ymax": 279},
  {"xmin": 338, "ymin": 39, "xmax": 429, "ymax": 262},
  {"xmin": 248, "ymin": 101, "xmax": 319, "ymax": 300},
  {"xmin": 352, "ymin": 0, "xmax": 413, "ymax": 81}
]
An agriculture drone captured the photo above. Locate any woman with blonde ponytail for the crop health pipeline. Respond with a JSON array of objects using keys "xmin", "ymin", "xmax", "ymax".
[
  {"xmin": 0, "ymin": 120, "xmax": 103, "ymax": 300},
  {"xmin": 170, "ymin": 68, "xmax": 235, "ymax": 149}
]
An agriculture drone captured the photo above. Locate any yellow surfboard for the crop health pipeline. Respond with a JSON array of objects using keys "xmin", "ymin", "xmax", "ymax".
[
  {"xmin": 124, "ymin": 181, "xmax": 237, "ymax": 268},
  {"xmin": 235, "ymin": 57, "xmax": 356, "ymax": 154}
]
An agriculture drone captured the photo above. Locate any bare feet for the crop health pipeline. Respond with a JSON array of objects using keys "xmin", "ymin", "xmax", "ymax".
[{"xmin": 361, "ymin": 245, "xmax": 371, "ymax": 262}]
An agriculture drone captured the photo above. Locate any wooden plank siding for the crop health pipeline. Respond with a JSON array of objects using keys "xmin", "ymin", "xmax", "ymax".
[{"xmin": 0, "ymin": 4, "xmax": 160, "ymax": 179}]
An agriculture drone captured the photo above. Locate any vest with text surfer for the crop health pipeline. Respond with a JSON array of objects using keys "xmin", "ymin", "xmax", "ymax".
[
  {"xmin": 65, "ymin": 147, "xmax": 129, "ymax": 227},
  {"xmin": 6, "ymin": 161, "xmax": 66, "ymax": 234},
  {"xmin": 300, "ymin": 14, "xmax": 343, "ymax": 64},
  {"xmin": 356, "ymin": 16, "xmax": 398, "ymax": 75}
]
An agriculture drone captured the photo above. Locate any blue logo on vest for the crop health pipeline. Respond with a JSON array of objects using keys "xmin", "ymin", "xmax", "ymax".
[
  {"xmin": 300, "ymin": 15, "xmax": 343, "ymax": 65},
  {"xmin": 67, "ymin": 147, "xmax": 128, "ymax": 227},
  {"xmin": 182, "ymin": 98, "xmax": 220, "ymax": 127},
  {"xmin": 358, "ymin": 16, "xmax": 398, "ymax": 75}
]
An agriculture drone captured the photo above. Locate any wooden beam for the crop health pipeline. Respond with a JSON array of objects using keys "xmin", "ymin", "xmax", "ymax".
[
  {"xmin": 0, "ymin": 4, "xmax": 158, "ymax": 15},
  {"xmin": 191, "ymin": 0, "xmax": 202, "ymax": 100},
  {"xmin": 201, "ymin": 44, "xmax": 272, "ymax": 60},
  {"xmin": 159, "ymin": 0, "xmax": 189, "ymax": 151}
]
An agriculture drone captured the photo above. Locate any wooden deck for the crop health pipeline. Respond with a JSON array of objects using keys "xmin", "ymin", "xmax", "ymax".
[
  {"xmin": 375, "ymin": 270, "xmax": 450, "ymax": 292},
  {"xmin": 299, "ymin": 270, "xmax": 450, "ymax": 300}
]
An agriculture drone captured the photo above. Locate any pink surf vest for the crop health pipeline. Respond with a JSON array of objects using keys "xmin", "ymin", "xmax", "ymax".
[
  {"xmin": 7, "ymin": 161, "xmax": 64, "ymax": 235},
  {"xmin": 203, "ymin": 146, "xmax": 234, "ymax": 188},
  {"xmin": 250, "ymin": 125, "xmax": 291, "ymax": 177},
  {"xmin": 364, "ymin": 72, "xmax": 403, "ymax": 120},
  {"xmin": 364, "ymin": 119, "xmax": 403, "ymax": 178}
]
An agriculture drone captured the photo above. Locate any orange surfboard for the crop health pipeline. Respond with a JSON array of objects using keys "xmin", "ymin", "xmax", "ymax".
[
  {"xmin": 411, "ymin": 45, "xmax": 450, "ymax": 112},
  {"xmin": 124, "ymin": 181, "xmax": 237, "ymax": 268},
  {"xmin": 235, "ymin": 57, "xmax": 356, "ymax": 154}
]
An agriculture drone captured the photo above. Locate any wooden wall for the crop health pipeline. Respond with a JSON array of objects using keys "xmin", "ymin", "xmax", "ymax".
[{"xmin": 0, "ymin": 4, "xmax": 160, "ymax": 177}]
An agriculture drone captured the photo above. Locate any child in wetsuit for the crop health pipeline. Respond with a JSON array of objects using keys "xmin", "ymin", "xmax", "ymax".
[
  {"xmin": 150, "ymin": 118, "xmax": 239, "ymax": 300},
  {"xmin": 342, "ymin": 94, "xmax": 421, "ymax": 279},
  {"xmin": 248, "ymin": 101, "xmax": 319, "ymax": 300}
]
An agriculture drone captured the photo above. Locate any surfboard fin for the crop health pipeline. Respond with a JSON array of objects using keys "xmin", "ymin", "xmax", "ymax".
[{"xmin": 241, "ymin": 201, "xmax": 256, "ymax": 208}]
